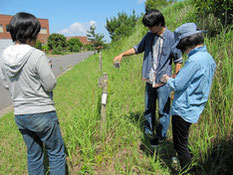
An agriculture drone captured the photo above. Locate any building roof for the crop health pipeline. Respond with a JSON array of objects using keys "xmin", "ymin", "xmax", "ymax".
[{"xmin": 66, "ymin": 36, "xmax": 92, "ymax": 45}]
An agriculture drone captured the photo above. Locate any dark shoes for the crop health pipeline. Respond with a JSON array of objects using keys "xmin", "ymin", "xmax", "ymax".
[{"xmin": 149, "ymin": 136, "xmax": 166, "ymax": 148}]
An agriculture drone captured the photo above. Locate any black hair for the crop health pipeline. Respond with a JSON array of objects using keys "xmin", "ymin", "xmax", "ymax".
[
  {"xmin": 176, "ymin": 33, "xmax": 204, "ymax": 53},
  {"xmin": 142, "ymin": 9, "xmax": 165, "ymax": 27},
  {"xmin": 9, "ymin": 12, "xmax": 41, "ymax": 43}
]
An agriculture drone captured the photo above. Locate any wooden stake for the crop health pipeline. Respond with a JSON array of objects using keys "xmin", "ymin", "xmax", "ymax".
[{"xmin": 100, "ymin": 72, "xmax": 108, "ymax": 130}]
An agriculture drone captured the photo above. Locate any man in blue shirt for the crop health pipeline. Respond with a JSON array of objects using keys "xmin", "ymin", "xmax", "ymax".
[
  {"xmin": 161, "ymin": 23, "xmax": 216, "ymax": 173},
  {"xmin": 113, "ymin": 10, "xmax": 183, "ymax": 147}
]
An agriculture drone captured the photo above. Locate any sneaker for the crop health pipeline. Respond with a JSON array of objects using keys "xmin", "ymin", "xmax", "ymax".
[
  {"xmin": 144, "ymin": 128, "xmax": 154, "ymax": 140},
  {"xmin": 171, "ymin": 156, "xmax": 179, "ymax": 164},
  {"xmin": 171, "ymin": 157, "xmax": 180, "ymax": 172}
]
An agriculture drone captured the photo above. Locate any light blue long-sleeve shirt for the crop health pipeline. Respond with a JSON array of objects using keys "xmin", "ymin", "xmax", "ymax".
[{"xmin": 167, "ymin": 46, "xmax": 216, "ymax": 123}]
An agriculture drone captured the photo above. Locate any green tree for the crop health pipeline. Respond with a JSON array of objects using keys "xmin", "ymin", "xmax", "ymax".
[
  {"xmin": 106, "ymin": 10, "xmax": 139, "ymax": 42},
  {"xmin": 86, "ymin": 25, "xmax": 105, "ymax": 51},
  {"xmin": 67, "ymin": 38, "xmax": 83, "ymax": 52},
  {"xmin": 47, "ymin": 33, "xmax": 66, "ymax": 50}
]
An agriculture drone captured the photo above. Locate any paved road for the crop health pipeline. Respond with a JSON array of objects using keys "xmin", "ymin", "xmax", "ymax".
[{"xmin": 0, "ymin": 51, "xmax": 94, "ymax": 116}]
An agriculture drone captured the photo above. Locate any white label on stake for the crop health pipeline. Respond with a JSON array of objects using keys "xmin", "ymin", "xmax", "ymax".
[{"xmin": 101, "ymin": 93, "xmax": 107, "ymax": 105}]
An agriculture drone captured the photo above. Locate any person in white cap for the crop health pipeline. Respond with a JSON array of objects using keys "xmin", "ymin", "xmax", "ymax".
[{"xmin": 161, "ymin": 23, "xmax": 216, "ymax": 173}]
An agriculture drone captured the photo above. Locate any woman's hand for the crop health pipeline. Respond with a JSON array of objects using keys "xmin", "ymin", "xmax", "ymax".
[{"xmin": 160, "ymin": 74, "xmax": 170, "ymax": 83}]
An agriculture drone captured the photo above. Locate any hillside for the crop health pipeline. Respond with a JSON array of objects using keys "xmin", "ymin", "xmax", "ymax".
[{"xmin": 0, "ymin": 1, "xmax": 232, "ymax": 174}]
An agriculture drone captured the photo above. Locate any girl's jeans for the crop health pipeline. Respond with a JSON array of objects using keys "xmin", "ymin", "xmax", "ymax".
[
  {"xmin": 144, "ymin": 82, "xmax": 171, "ymax": 139},
  {"xmin": 15, "ymin": 111, "xmax": 66, "ymax": 175}
]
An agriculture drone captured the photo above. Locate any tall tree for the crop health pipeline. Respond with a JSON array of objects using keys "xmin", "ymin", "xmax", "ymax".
[
  {"xmin": 86, "ymin": 25, "xmax": 105, "ymax": 51},
  {"xmin": 106, "ymin": 10, "xmax": 138, "ymax": 42}
]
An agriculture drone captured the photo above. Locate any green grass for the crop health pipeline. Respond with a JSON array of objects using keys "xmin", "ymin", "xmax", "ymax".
[{"xmin": 0, "ymin": 1, "xmax": 232, "ymax": 174}]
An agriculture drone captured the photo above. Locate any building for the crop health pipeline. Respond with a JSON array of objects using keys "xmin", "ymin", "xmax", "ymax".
[
  {"xmin": 66, "ymin": 36, "xmax": 92, "ymax": 45},
  {"xmin": 0, "ymin": 14, "xmax": 50, "ymax": 43}
]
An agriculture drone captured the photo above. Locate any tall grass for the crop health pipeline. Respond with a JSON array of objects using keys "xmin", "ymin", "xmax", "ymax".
[
  {"xmin": 0, "ymin": 1, "xmax": 232, "ymax": 174},
  {"xmin": 191, "ymin": 27, "xmax": 233, "ymax": 175}
]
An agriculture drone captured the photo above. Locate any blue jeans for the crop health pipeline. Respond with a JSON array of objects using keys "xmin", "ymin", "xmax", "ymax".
[
  {"xmin": 15, "ymin": 111, "xmax": 66, "ymax": 175},
  {"xmin": 144, "ymin": 82, "xmax": 170, "ymax": 139}
]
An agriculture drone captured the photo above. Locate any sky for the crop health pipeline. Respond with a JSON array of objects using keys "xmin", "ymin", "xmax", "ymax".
[{"xmin": 1, "ymin": 0, "xmax": 147, "ymax": 43}]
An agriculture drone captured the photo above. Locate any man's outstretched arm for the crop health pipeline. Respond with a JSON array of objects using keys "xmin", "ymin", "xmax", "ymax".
[{"xmin": 113, "ymin": 48, "xmax": 136, "ymax": 64}]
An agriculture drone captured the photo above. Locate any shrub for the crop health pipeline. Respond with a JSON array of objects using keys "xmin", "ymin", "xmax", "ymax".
[
  {"xmin": 52, "ymin": 45, "xmax": 64, "ymax": 55},
  {"xmin": 192, "ymin": 0, "xmax": 233, "ymax": 36},
  {"xmin": 67, "ymin": 38, "xmax": 83, "ymax": 52},
  {"xmin": 145, "ymin": 0, "xmax": 172, "ymax": 11},
  {"xmin": 35, "ymin": 40, "xmax": 42, "ymax": 50},
  {"xmin": 84, "ymin": 44, "xmax": 93, "ymax": 51},
  {"xmin": 42, "ymin": 44, "xmax": 50, "ymax": 54}
]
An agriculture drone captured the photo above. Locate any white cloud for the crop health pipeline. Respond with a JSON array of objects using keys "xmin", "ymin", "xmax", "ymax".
[
  {"xmin": 137, "ymin": 0, "xmax": 146, "ymax": 4},
  {"xmin": 59, "ymin": 21, "xmax": 97, "ymax": 36}
]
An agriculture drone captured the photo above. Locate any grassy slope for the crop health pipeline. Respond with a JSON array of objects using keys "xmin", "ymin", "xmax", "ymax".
[{"xmin": 0, "ymin": 1, "xmax": 232, "ymax": 174}]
